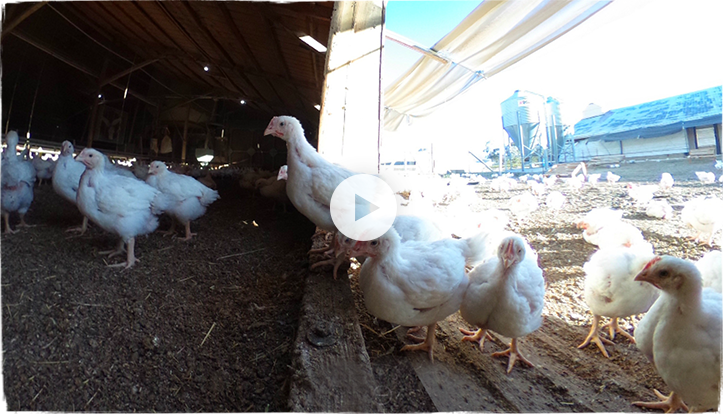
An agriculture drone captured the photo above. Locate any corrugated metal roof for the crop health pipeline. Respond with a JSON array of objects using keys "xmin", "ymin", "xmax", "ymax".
[{"xmin": 574, "ymin": 86, "xmax": 722, "ymax": 142}]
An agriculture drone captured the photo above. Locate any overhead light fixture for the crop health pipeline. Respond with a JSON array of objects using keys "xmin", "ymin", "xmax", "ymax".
[
  {"xmin": 314, "ymin": 104, "xmax": 321, "ymax": 111},
  {"xmin": 98, "ymin": 94, "xmax": 103, "ymax": 99},
  {"xmin": 240, "ymin": 99, "xmax": 246, "ymax": 105},
  {"xmin": 26, "ymin": 132, "xmax": 31, "ymax": 139},
  {"xmin": 203, "ymin": 65, "xmax": 210, "ymax": 72},
  {"xmin": 197, "ymin": 154, "xmax": 214, "ymax": 163},
  {"xmin": 299, "ymin": 35, "xmax": 327, "ymax": 53}
]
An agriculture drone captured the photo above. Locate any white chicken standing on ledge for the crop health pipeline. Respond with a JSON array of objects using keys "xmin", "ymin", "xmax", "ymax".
[
  {"xmin": 146, "ymin": 161, "xmax": 220, "ymax": 241},
  {"xmin": 1, "ymin": 131, "xmax": 36, "ymax": 233},
  {"xmin": 264, "ymin": 116, "xmax": 356, "ymax": 257},
  {"xmin": 348, "ymin": 228, "xmax": 490, "ymax": 361},
  {"xmin": 76, "ymin": 149, "xmax": 171, "ymax": 268},
  {"xmin": 459, "ymin": 234, "xmax": 545, "ymax": 373}
]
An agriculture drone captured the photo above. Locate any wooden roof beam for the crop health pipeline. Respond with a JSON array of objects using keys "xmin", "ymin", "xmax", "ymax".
[
  {"xmin": 100, "ymin": 57, "xmax": 163, "ymax": 87},
  {"xmin": 1, "ymin": 2, "xmax": 49, "ymax": 41},
  {"xmin": 12, "ymin": 31, "xmax": 158, "ymax": 107}
]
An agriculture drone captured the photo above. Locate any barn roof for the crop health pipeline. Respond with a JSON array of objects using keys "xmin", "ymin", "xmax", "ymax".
[
  {"xmin": 2, "ymin": 1, "xmax": 333, "ymax": 142},
  {"xmin": 573, "ymin": 86, "xmax": 722, "ymax": 142}
]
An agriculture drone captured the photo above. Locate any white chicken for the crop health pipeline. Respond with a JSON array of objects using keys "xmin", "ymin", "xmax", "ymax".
[
  {"xmin": 545, "ymin": 191, "xmax": 566, "ymax": 210},
  {"xmin": 594, "ymin": 221, "xmax": 646, "ymax": 250},
  {"xmin": 696, "ymin": 250, "xmax": 722, "ymax": 293},
  {"xmin": 563, "ymin": 175, "xmax": 584, "ymax": 191},
  {"xmin": 577, "ymin": 243, "xmax": 658, "ymax": 357},
  {"xmin": 681, "ymin": 196, "xmax": 723, "ymax": 245},
  {"xmin": 627, "ymin": 183, "xmax": 658, "ymax": 206},
  {"xmin": 52, "ymin": 141, "xmax": 89, "ymax": 234},
  {"xmin": 348, "ymin": 228, "xmax": 490, "ymax": 361},
  {"xmin": 264, "ymin": 116, "xmax": 355, "ymax": 243},
  {"xmin": 632, "ymin": 256, "xmax": 721, "ymax": 413},
  {"xmin": 576, "ymin": 207, "xmax": 624, "ymax": 246},
  {"xmin": 508, "ymin": 192, "xmax": 538, "ymax": 218},
  {"xmin": 31, "ymin": 152, "xmax": 56, "ymax": 185},
  {"xmin": 695, "ymin": 171, "xmax": 716, "ymax": 184},
  {"xmin": 76, "ymin": 149, "xmax": 170, "ymax": 268},
  {"xmin": 132, "ymin": 160, "xmax": 149, "ymax": 181},
  {"xmin": 606, "ymin": 171, "xmax": 620, "ymax": 183},
  {"xmin": 459, "ymin": 234, "xmax": 545, "ymax": 373},
  {"xmin": 528, "ymin": 181, "xmax": 545, "ymax": 196},
  {"xmin": 543, "ymin": 174, "xmax": 557, "ymax": 187},
  {"xmin": 587, "ymin": 173, "xmax": 601, "ymax": 185},
  {"xmin": 490, "ymin": 176, "xmax": 514, "ymax": 192},
  {"xmin": 2, "ymin": 131, "xmax": 36, "ymax": 233},
  {"xmin": 645, "ymin": 199, "xmax": 673, "ymax": 220},
  {"xmin": 146, "ymin": 161, "xmax": 220, "ymax": 241},
  {"xmin": 658, "ymin": 172, "xmax": 674, "ymax": 190}
]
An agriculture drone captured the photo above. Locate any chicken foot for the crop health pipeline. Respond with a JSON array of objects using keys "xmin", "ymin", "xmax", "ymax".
[
  {"xmin": 16, "ymin": 213, "xmax": 34, "ymax": 228},
  {"xmin": 3, "ymin": 212, "xmax": 18, "ymax": 234},
  {"xmin": 459, "ymin": 327, "xmax": 494, "ymax": 351},
  {"xmin": 491, "ymin": 338, "xmax": 534, "ymax": 374},
  {"xmin": 65, "ymin": 217, "xmax": 89, "ymax": 236},
  {"xmin": 401, "ymin": 322, "xmax": 437, "ymax": 362},
  {"xmin": 100, "ymin": 239, "xmax": 126, "ymax": 258},
  {"xmin": 159, "ymin": 220, "xmax": 177, "ymax": 237},
  {"xmin": 632, "ymin": 390, "xmax": 688, "ymax": 413},
  {"xmin": 603, "ymin": 316, "xmax": 635, "ymax": 343},
  {"xmin": 107, "ymin": 238, "xmax": 138, "ymax": 269},
  {"xmin": 577, "ymin": 314, "xmax": 614, "ymax": 357},
  {"xmin": 178, "ymin": 221, "xmax": 197, "ymax": 242}
]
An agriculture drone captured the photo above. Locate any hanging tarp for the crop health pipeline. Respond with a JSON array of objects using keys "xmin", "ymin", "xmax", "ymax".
[{"xmin": 383, "ymin": 0, "xmax": 612, "ymax": 131}]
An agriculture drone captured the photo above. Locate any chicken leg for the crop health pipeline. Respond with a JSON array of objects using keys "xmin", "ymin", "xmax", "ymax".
[
  {"xmin": 604, "ymin": 316, "xmax": 635, "ymax": 343},
  {"xmin": 16, "ymin": 213, "xmax": 34, "ymax": 228},
  {"xmin": 179, "ymin": 221, "xmax": 197, "ymax": 241},
  {"xmin": 578, "ymin": 314, "xmax": 615, "ymax": 357},
  {"xmin": 100, "ymin": 239, "xmax": 126, "ymax": 258},
  {"xmin": 491, "ymin": 337, "xmax": 534, "ymax": 374},
  {"xmin": 66, "ymin": 216, "xmax": 89, "ymax": 235},
  {"xmin": 401, "ymin": 322, "xmax": 437, "ymax": 362},
  {"xmin": 107, "ymin": 238, "xmax": 138, "ymax": 269},
  {"xmin": 632, "ymin": 390, "xmax": 688, "ymax": 413},
  {"xmin": 459, "ymin": 327, "xmax": 494, "ymax": 351},
  {"xmin": 3, "ymin": 212, "xmax": 18, "ymax": 234}
]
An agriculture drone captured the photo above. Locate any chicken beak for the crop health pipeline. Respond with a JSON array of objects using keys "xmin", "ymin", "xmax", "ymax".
[
  {"xmin": 263, "ymin": 117, "xmax": 279, "ymax": 137},
  {"xmin": 634, "ymin": 256, "xmax": 661, "ymax": 287}
]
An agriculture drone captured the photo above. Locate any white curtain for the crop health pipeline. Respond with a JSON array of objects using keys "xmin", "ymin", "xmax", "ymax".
[{"xmin": 383, "ymin": 0, "xmax": 612, "ymax": 131}]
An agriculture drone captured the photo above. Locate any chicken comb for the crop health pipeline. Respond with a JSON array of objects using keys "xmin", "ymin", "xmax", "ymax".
[{"xmin": 642, "ymin": 256, "xmax": 662, "ymax": 271}]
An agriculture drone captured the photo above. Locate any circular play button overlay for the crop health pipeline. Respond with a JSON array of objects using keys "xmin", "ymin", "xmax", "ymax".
[{"xmin": 330, "ymin": 174, "xmax": 397, "ymax": 241}]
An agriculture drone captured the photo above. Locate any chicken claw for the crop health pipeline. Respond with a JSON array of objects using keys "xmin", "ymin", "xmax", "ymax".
[
  {"xmin": 578, "ymin": 314, "xmax": 615, "ymax": 358},
  {"xmin": 491, "ymin": 338, "xmax": 534, "ymax": 374},
  {"xmin": 400, "ymin": 323, "xmax": 437, "ymax": 362},
  {"xmin": 459, "ymin": 327, "xmax": 493, "ymax": 351},
  {"xmin": 632, "ymin": 390, "xmax": 688, "ymax": 413}
]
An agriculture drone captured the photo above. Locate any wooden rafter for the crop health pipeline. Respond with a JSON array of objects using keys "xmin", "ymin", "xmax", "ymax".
[
  {"xmin": 1, "ymin": 2, "xmax": 49, "ymax": 41},
  {"xmin": 100, "ymin": 57, "xmax": 162, "ymax": 87},
  {"xmin": 12, "ymin": 31, "xmax": 157, "ymax": 107}
]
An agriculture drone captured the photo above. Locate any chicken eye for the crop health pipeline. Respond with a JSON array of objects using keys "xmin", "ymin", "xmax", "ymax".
[
  {"xmin": 280, "ymin": 122, "xmax": 285, "ymax": 126},
  {"xmin": 344, "ymin": 238, "xmax": 351, "ymax": 243},
  {"xmin": 371, "ymin": 240, "xmax": 379, "ymax": 246},
  {"xmin": 89, "ymin": 154, "xmax": 93, "ymax": 157},
  {"xmin": 659, "ymin": 269, "xmax": 670, "ymax": 278}
]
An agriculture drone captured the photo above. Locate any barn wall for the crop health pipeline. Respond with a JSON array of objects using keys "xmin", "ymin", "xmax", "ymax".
[
  {"xmin": 621, "ymin": 130, "xmax": 687, "ymax": 157},
  {"xmin": 696, "ymin": 126, "xmax": 716, "ymax": 148},
  {"xmin": 574, "ymin": 139, "xmax": 621, "ymax": 160}
]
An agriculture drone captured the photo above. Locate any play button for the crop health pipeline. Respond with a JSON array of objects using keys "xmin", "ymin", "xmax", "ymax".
[{"xmin": 330, "ymin": 174, "xmax": 397, "ymax": 241}]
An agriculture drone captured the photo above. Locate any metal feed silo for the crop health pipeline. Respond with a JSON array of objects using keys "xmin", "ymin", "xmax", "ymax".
[
  {"xmin": 545, "ymin": 97, "xmax": 565, "ymax": 161},
  {"xmin": 501, "ymin": 90, "xmax": 546, "ymax": 153}
]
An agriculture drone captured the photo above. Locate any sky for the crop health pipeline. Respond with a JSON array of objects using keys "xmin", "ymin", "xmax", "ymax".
[{"xmin": 381, "ymin": 0, "xmax": 723, "ymax": 172}]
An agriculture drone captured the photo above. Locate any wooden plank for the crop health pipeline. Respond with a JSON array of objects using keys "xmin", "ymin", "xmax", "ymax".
[
  {"xmin": 317, "ymin": 1, "xmax": 384, "ymax": 174},
  {"xmin": 288, "ymin": 234, "xmax": 382, "ymax": 412},
  {"xmin": 1, "ymin": 2, "xmax": 48, "ymax": 41}
]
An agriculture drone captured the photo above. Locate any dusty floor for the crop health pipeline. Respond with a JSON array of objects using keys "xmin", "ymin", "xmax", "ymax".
[
  {"xmin": 2, "ymin": 157, "xmax": 722, "ymax": 412},
  {"xmin": 2, "ymin": 179, "xmax": 315, "ymax": 411}
]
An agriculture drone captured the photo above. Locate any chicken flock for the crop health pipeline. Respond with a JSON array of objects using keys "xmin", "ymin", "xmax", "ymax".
[{"xmin": 3, "ymin": 117, "xmax": 723, "ymax": 412}]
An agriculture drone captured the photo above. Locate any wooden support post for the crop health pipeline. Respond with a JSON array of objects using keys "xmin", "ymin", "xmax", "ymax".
[
  {"xmin": 181, "ymin": 104, "xmax": 191, "ymax": 163},
  {"xmin": 317, "ymin": 1, "xmax": 384, "ymax": 174},
  {"xmin": 87, "ymin": 58, "xmax": 109, "ymax": 148}
]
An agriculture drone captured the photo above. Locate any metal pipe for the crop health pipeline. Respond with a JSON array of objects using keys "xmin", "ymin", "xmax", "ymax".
[{"xmin": 26, "ymin": 60, "xmax": 46, "ymax": 144}]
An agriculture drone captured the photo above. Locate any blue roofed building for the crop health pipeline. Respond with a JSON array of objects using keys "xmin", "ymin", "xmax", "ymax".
[{"xmin": 573, "ymin": 86, "xmax": 722, "ymax": 160}]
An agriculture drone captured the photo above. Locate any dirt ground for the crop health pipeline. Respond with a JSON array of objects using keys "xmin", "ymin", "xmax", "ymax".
[
  {"xmin": 2, "ymin": 178, "xmax": 315, "ymax": 411},
  {"xmin": 2, "ymin": 156, "xmax": 722, "ymax": 412}
]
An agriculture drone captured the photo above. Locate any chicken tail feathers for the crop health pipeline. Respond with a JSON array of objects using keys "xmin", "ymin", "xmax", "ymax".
[
  {"xmin": 462, "ymin": 230, "xmax": 492, "ymax": 267},
  {"xmin": 199, "ymin": 188, "xmax": 220, "ymax": 206}
]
